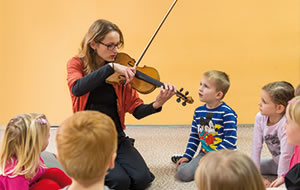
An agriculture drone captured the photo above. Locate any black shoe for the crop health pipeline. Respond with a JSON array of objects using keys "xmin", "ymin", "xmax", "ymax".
[{"xmin": 171, "ymin": 154, "xmax": 183, "ymax": 164}]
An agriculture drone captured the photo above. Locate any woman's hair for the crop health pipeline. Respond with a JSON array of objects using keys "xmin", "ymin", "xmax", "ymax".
[
  {"xmin": 56, "ymin": 111, "xmax": 117, "ymax": 185},
  {"xmin": 204, "ymin": 70, "xmax": 230, "ymax": 99},
  {"xmin": 262, "ymin": 81, "xmax": 294, "ymax": 108},
  {"xmin": 0, "ymin": 113, "xmax": 50, "ymax": 179},
  {"xmin": 77, "ymin": 19, "xmax": 124, "ymax": 74},
  {"xmin": 287, "ymin": 96, "xmax": 300, "ymax": 127},
  {"xmin": 195, "ymin": 150, "xmax": 265, "ymax": 190}
]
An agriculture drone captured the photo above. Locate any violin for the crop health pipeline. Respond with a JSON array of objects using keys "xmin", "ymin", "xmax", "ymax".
[
  {"xmin": 106, "ymin": 0, "xmax": 194, "ymax": 106},
  {"xmin": 106, "ymin": 52, "xmax": 194, "ymax": 106}
]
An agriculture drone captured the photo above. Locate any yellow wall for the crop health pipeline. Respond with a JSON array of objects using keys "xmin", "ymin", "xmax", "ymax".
[{"xmin": 1, "ymin": 0, "xmax": 299, "ymax": 125}]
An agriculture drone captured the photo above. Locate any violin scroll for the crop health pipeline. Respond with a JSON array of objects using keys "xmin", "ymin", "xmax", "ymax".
[{"xmin": 176, "ymin": 88, "xmax": 194, "ymax": 106}]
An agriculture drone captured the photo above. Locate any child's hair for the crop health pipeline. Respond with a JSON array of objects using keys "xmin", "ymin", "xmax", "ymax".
[
  {"xmin": 203, "ymin": 70, "xmax": 230, "ymax": 99},
  {"xmin": 195, "ymin": 149, "xmax": 265, "ymax": 190},
  {"xmin": 262, "ymin": 81, "xmax": 294, "ymax": 108},
  {"xmin": 56, "ymin": 111, "xmax": 117, "ymax": 185},
  {"xmin": 0, "ymin": 113, "xmax": 50, "ymax": 179},
  {"xmin": 287, "ymin": 96, "xmax": 300, "ymax": 127},
  {"xmin": 295, "ymin": 84, "xmax": 300, "ymax": 96}
]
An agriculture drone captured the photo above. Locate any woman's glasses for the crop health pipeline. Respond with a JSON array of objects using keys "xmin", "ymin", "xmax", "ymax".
[{"xmin": 98, "ymin": 41, "xmax": 122, "ymax": 50}]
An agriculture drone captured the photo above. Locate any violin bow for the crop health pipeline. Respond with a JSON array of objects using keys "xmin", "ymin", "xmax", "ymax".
[
  {"xmin": 130, "ymin": 0, "xmax": 194, "ymax": 105},
  {"xmin": 133, "ymin": 0, "xmax": 178, "ymax": 69}
]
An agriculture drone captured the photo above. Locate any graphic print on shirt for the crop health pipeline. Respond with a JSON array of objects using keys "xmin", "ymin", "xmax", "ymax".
[
  {"xmin": 198, "ymin": 113, "xmax": 222, "ymax": 153},
  {"xmin": 265, "ymin": 134, "xmax": 281, "ymax": 157}
]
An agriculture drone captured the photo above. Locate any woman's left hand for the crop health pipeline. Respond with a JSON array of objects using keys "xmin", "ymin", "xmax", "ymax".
[{"xmin": 153, "ymin": 83, "xmax": 176, "ymax": 109}]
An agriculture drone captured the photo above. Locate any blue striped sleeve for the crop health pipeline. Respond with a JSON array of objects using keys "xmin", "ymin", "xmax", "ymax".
[
  {"xmin": 183, "ymin": 112, "xmax": 200, "ymax": 160},
  {"xmin": 215, "ymin": 110, "xmax": 237, "ymax": 150}
]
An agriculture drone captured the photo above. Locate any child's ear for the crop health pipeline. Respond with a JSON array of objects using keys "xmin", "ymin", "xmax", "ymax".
[
  {"xmin": 276, "ymin": 104, "xmax": 285, "ymax": 114},
  {"xmin": 216, "ymin": 91, "xmax": 223, "ymax": 100},
  {"xmin": 108, "ymin": 152, "xmax": 116, "ymax": 170}
]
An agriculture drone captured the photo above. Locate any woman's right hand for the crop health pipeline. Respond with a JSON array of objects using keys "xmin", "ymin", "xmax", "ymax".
[
  {"xmin": 112, "ymin": 63, "xmax": 136, "ymax": 84},
  {"xmin": 176, "ymin": 157, "xmax": 189, "ymax": 167}
]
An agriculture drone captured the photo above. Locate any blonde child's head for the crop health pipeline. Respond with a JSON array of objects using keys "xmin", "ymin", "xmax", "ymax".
[
  {"xmin": 0, "ymin": 113, "xmax": 50, "ymax": 179},
  {"xmin": 195, "ymin": 150, "xmax": 265, "ymax": 190},
  {"xmin": 262, "ymin": 81, "xmax": 294, "ymax": 108},
  {"xmin": 56, "ymin": 111, "xmax": 117, "ymax": 186},
  {"xmin": 203, "ymin": 70, "xmax": 230, "ymax": 99},
  {"xmin": 285, "ymin": 96, "xmax": 300, "ymax": 145}
]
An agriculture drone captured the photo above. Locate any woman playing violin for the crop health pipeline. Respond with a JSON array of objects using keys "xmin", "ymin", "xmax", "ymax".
[{"xmin": 66, "ymin": 19, "xmax": 176, "ymax": 190}]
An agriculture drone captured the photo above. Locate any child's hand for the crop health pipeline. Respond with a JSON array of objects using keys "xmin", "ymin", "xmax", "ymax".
[
  {"xmin": 176, "ymin": 157, "xmax": 189, "ymax": 166},
  {"xmin": 263, "ymin": 177, "xmax": 271, "ymax": 188},
  {"xmin": 270, "ymin": 176, "xmax": 285, "ymax": 187}
]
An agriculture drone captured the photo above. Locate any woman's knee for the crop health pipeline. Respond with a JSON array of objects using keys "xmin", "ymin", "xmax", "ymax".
[
  {"xmin": 105, "ymin": 172, "xmax": 131, "ymax": 190},
  {"xmin": 130, "ymin": 171, "xmax": 155, "ymax": 190}
]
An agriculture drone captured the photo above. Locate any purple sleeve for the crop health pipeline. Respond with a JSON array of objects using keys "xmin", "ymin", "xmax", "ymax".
[
  {"xmin": 277, "ymin": 124, "xmax": 294, "ymax": 176},
  {"xmin": 251, "ymin": 113, "xmax": 264, "ymax": 171}
]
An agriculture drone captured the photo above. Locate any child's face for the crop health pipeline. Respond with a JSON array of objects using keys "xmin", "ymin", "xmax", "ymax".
[
  {"xmin": 259, "ymin": 90, "xmax": 278, "ymax": 116},
  {"xmin": 285, "ymin": 111, "xmax": 300, "ymax": 145},
  {"xmin": 198, "ymin": 76, "xmax": 219, "ymax": 104}
]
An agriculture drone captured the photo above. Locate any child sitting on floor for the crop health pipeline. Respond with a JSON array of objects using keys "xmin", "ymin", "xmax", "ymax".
[
  {"xmin": 0, "ymin": 113, "xmax": 71, "ymax": 190},
  {"xmin": 172, "ymin": 70, "xmax": 237, "ymax": 182},
  {"xmin": 281, "ymin": 96, "xmax": 300, "ymax": 189},
  {"xmin": 195, "ymin": 149, "xmax": 265, "ymax": 190},
  {"xmin": 269, "ymin": 88, "xmax": 300, "ymax": 189},
  {"xmin": 251, "ymin": 81, "xmax": 294, "ymax": 187},
  {"xmin": 56, "ymin": 111, "xmax": 117, "ymax": 190}
]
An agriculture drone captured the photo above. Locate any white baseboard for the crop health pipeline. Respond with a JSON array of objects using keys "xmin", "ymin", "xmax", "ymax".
[{"xmin": 0, "ymin": 124, "xmax": 254, "ymax": 129}]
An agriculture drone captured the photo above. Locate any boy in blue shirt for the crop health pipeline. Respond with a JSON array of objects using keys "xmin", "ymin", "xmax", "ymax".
[{"xmin": 172, "ymin": 70, "xmax": 238, "ymax": 182}]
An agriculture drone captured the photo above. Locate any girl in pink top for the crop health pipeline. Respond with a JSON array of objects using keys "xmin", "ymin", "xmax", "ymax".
[
  {"xmin": 251, "ymin": 81, "xmax": 295, "ymax": 188},
  {"xmin": 269, "ymin": 94, "xmax": 300, "ymax": 188},
  {"xmin": 0, "ymin": 113, "xmax": 71, "ymax": 190}
]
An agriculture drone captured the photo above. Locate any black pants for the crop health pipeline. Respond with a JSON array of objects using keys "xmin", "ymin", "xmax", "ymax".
[{"xmin": 105, "ymin": 137, "xmax": 155, "ymax": 190}]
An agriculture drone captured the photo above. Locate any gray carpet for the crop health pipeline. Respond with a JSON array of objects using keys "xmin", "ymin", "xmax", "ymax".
[{"xmin": 0, "ymin": 126, "xmax": 274, "ymax": 190}]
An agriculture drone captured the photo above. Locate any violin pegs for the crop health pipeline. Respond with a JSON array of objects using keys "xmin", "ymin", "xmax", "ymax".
[
  {"xmin": 180, "ymin": 88, "xmax": 184, "ymax": 92},
  {"xmin": 185, "ymin": 91, "xmax": 189, "ymax": 96},
  {"xmin": 176, "ymin": 97, "xmax": 181, "ymax": 103},
  {"xmin": 182, "ymin": 101, "xmax": 187, "ymax": 106}
]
